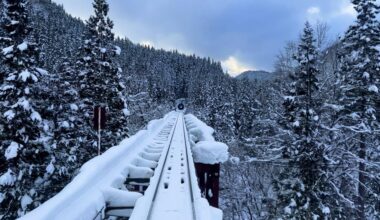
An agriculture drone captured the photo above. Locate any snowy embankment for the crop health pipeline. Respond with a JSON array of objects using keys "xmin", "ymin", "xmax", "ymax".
[
  {"xmin": 20, "ymin": 112, "xmax": 177, "ymax": 220},
  {"xmin": 185, "ymin": 114, "xmax": 229, "ymax": 164}
]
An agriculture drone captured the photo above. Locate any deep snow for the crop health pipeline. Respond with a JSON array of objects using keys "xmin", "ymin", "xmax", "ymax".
[{"xmin": 20, "ymin": 112, "xmax": 178, "ymax": 220}]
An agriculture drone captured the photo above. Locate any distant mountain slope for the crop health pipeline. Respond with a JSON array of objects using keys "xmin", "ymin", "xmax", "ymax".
[{"xmin": 236, "ymin": 70, "xmax": 276, "ymax": 81}]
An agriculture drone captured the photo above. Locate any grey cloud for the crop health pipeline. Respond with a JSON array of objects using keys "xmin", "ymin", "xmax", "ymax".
[{"xmin": 53, "ymin": 0, "xmax": 355, "ymax": 72}]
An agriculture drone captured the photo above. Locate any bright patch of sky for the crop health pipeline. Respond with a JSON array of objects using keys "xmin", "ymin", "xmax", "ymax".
[
  {"xmin": 221, "ymin": 56, "xmax": 253, "ymax": 77},
  {"xmin": 53, "ymin": 0, "xmax": 359, "ymax": 76},
  {"xmin": 307, "ymin": 7, "xmax": 321, "ymax": 15}
]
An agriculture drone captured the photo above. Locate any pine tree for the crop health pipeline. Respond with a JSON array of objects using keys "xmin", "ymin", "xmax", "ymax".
[
  {"xmin": 0, "ymin": 0, "xmax": 50, "ymax": 217},
  {"xmin": 76, "ymin": 0, "xmax": 128, "ymax": 158},
  {"xmin": 336, "ymin": 0, "xmax": 380, "ymax": 218},
  {"xmin": 275, "ymin": 22, "xmax": 332, "ymax": 219},
  {"xmin": 46, "ymin": 59, "xmax": 86, "ymax": 194}
]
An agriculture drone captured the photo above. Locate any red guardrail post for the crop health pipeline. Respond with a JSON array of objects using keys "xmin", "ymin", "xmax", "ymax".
[{"xmin": 194, "ymin": 162, "xmax": 220, "ymax": 208}]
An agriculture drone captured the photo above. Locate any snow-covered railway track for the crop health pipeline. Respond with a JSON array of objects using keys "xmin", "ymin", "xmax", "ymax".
[
  {"xmin": 147, "ymin": 114, "xmax": 196, "ymax": 220},
  {"xmin": 20, "ymin": 111, "xmax": 223, "ymax": 220},
  {"xmin": 130, "ymin": 113, "xmax": 197, "ymax": 220}
]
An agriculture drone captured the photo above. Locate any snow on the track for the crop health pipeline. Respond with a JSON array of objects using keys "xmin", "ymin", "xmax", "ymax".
[
  {"xmin": 130, "ymin": 113, "xmax": 223, "ymax": 220},
  {"xmin": 20, "ymin": 112, "xmax": 225, "ymax": 220},
  {"xmin": 20, "ymin": 112, "xmax": 178, "ymax": 220},
  {"xmin": 148, "ymin": 115, "xmax": 194, "ymax": 220}
]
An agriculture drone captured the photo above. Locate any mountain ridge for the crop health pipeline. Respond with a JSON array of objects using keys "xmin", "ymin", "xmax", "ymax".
[{"xmin": 235, "ymin": 70, "xmax": 276, "ymax": 81}]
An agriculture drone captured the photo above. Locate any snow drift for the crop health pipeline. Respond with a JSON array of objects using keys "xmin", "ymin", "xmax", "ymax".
[
  {"xmin": 184, "ymin": 114, "xmax": 215, "ymax": 142},
  {"xmin": 184, "ymin": 114, "xmax": 229, "ymax": 164},
  {"xmin": 192, "ymin": 141, "xmax": 229, "ymax": 164}
]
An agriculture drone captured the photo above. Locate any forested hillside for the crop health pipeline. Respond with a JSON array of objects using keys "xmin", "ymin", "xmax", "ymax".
[{"xmin": 0, "ymin": 0, "xmax": 379, "ymax": 219}]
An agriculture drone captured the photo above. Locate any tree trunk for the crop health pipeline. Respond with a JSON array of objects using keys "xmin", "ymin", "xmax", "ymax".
[{"xmin": 357, "ymin": 134, "xmax": 366, "ymax": 220}]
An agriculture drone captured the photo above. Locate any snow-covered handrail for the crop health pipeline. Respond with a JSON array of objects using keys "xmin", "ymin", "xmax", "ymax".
[
  {"xmin": 184, "ymin": 114, "xmax": 229, "ymax": 165},
  {"xmin": 183, "ymin": 115, "xmax": 223, "ymax": 220}
]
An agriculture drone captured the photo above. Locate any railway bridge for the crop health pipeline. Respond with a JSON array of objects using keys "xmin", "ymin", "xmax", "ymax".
[{"xmin": 20, "ymin": 108, "xmax": 229, "ymax": 220}]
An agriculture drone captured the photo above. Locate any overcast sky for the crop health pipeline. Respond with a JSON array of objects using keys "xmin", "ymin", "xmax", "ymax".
[{"xmin": 52, "ymin": 0, "xmax": 357, "ymax": 76}]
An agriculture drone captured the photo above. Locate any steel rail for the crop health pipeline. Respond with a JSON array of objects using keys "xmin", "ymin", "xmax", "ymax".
[
  {"xmin": 146, "ymin": 114, "xmax": 180, "ymax": 219},
  {"xmin": 182, "ymin": 114, "xmax": 197, "ymax": 220},
  {"xmin": 146, "ymin": 114, "xmax": 196, "ymax": 220}
]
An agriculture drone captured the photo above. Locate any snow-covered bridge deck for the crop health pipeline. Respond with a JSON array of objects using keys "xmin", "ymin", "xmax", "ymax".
[{"xmin": 20, "ymin": 112, "xmax": 223, "ymax": 220}]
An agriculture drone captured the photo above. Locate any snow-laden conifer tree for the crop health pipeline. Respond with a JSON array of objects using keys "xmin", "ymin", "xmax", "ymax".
[
  {"xmin": 0, "ymin": 0, "xmax": 50, "ymax": 217},
  {"xmin": 45, "ymin": 59, "xmax": 86, "ymax": 192},
  {"xmin": 275, "ymin": 22, "xmax": 333, "ymax": 219},
  {"xmin": 76, "ymin": 0, "xmax": 128, "ymax": 158},
  {"xmin": 336, "ymin": 0, "xmax": 380, "ymax": 218}
]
